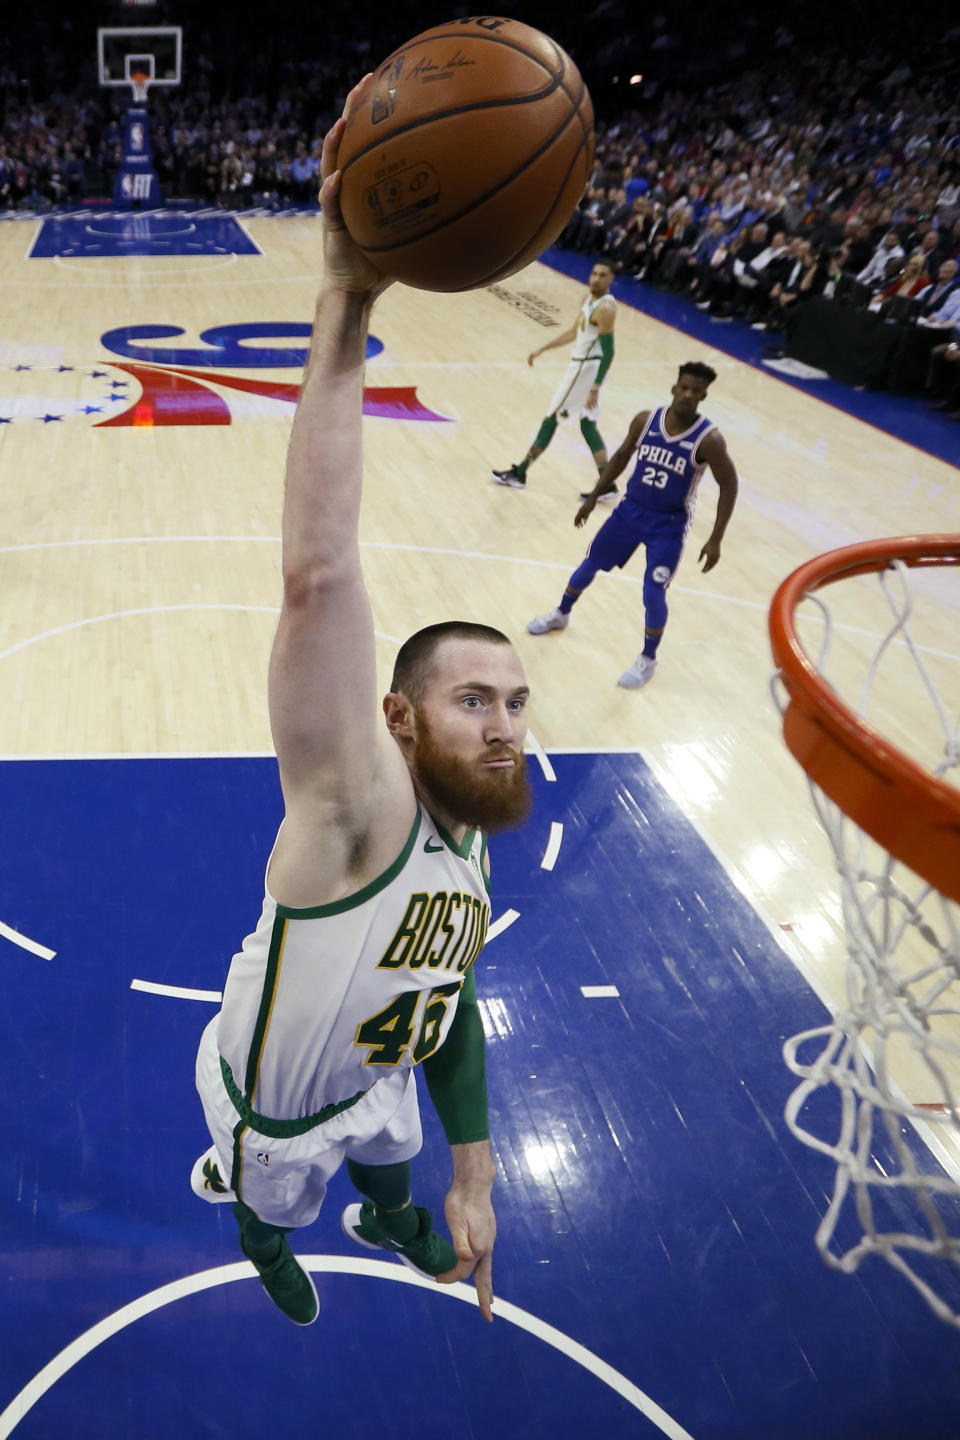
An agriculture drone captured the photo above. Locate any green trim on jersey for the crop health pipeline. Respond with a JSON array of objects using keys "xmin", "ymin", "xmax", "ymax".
[
  {"xmin": 479, "ymin": 833, "xmax": 491, "ymax": 896},
  {"xmin": 221, "ymin": 1055, "xmax": 366, "ymax": 1138},
  {"xmin": 275, "ymin": 809, "xmax": 422, "ymax": 920},
  {"xmin": 434, "ymin": 820, "xmax": 478, "ymax": 860},
  {"xmin": 243, "ymin": 914, "xmax": 288, "ymax": 1102}
]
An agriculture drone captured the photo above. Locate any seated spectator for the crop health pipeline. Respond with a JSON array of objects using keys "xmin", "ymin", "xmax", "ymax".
[
  {"xmin": 917, "ymin": 285, "xmax": 960, "ymax": 336},
  {"xmin": 604, "ymin": 196, "xmax": 656, "ymax": 272},
  {"xmin": 917, "ymin": 259, "xmax": 960, "ymax": 316},
  {"xmin": 871, "ymin": 250, "xmax": 930, "ymax": 309},
  {"xmin": 644, "ymin": 203, "xmax": 700, "ymax": 284},
  {"xmin": 660, "ymin": 214, "xmax": 727, "ymax": 292},
  {"xmin": 610, "ymin": 201, "xmax": 668, "ymax": 277},
  {"xmin": 857, "ymin": 230, "xmax": 906, "ymax": 289},
  {"xmin": 925, "ymin": 341, "xmax": 960, "ymax": 418},
  {"xmin": 288, "ymin": 142, "xmax": 317, "ymax": 203},
  {"xmin": 731, "ymin": 229, "xmax": 793, "ymax": 321},
  {"xmin": 935, "ymin": 180, "xmax": 960, "ymax": 229},
  {"xmin": 808, "ymin": 206, "xmax": 848, "ymax": 252},
  {"xmin": 755, "ymin": 241, "xmax": 826, "ymax": 330},
  {"xmin": 595, "ymin": 186, "xmax": 633, "ymax": 253},
  {"xmin": 693, "ymin": 222, "xmax": 769, "ymax": 319},
  {"xmin": 559, "ymin": 185, "xmax": 611, "ymax": 253}
]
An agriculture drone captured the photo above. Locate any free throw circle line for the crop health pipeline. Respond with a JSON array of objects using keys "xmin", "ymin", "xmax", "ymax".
[
  {"xmin": 0, "ymin": 1255, "xmax": 694, "ymax": 1440},
  {"xmin": 0, "ymin": 920, "xmax": 55, "ymax": 960},
  {"xmin": 540, "ymin": 821, "xmax": 564, "ymax": 871}
]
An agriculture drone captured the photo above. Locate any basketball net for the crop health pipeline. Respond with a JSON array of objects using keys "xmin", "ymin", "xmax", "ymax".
[
  {"xmin": 770, "ymin": 537, "xmax": 960, "ymax": 1325},
  {"xmin": 130, "ymin": 71, "xmax": 150, "ymax": 105}
]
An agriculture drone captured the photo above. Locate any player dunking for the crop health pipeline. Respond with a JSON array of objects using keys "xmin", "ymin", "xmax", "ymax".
[
  {"xmin": 491, "ymin": 261, "xmax": 617, "ymax": 493},
  {"xmin": 190, "ymin": 80, "xmax": 532, "ymax": 1327},
  {"xmin": 526, "ymin": 363, "xmax": 738, "ymax": 687}
]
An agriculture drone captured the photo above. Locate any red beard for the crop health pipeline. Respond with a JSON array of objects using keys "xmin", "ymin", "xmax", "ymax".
[{"xmin": 411, "ymin": 712, "xmax": 533, "ymax": 833}]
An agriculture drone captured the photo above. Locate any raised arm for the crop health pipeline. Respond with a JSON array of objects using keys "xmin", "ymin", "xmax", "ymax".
[
  {"xmin": 696, "ymin": 428, "xmax": 739, "ymax": 572},
  {"xmin": 268, "ymin": 87, "xmax": 413, "ymax": 906}
]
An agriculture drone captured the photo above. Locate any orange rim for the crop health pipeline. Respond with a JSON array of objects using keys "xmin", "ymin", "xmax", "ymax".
[{"xmin": 769, "ymin": 535, "xmax": 960, "ymax": 904}]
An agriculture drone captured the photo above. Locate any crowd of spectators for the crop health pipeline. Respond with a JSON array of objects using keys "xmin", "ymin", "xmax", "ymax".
[
  {"xmin": 553, "ymin": 28, "xmax": 960, "ymax": 411},
  {"xmin": 1, "ymin": 3, "xmax": 958, "ymax": 411},
  {"xmin": 0, "ymin": 81, "xmax": 332, "ymax": 212}
]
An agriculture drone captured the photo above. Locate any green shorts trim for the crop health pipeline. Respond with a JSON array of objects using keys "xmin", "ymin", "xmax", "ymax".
[{"xmin": 220, "ymin": 1055, "xmax": 366, "ymax": 1139}]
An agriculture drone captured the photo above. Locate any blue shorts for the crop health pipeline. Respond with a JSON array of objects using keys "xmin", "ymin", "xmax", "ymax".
[{"xmin": 587, "ymin": 502, "xmax": 688, "ymax": 581}]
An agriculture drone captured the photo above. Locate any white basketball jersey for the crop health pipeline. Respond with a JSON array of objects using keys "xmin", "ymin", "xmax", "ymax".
[
  {"xmin": 570, "ymin": 292, "xmax": 615, "ymax": 361},
  {"xmin": 215, "ymin": 805, "xmax": 490, "ymax": 1122}
]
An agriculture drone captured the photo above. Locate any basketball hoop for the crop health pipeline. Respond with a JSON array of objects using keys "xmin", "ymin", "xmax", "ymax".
[
  {"xmin": 130, "ymin": 71, "xmax": 150, "ymax": 104},
  {"xmin": 769, "ymin": 534, "xmax": 960, "ymax": 1324}
]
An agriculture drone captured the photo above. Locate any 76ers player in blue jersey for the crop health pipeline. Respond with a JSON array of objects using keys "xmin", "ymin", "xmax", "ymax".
[{"xmin": 526, "ymin": 363, "xmax": 739, "ymax": 688}]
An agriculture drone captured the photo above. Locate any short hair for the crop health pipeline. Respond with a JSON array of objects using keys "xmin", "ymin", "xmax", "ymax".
[
  {"xmin": 677, "ymin": 361, "xmax": 717, "ymax": 387},
  {"xmin": 390, "ymin": 621, "xmax": 512, "ymax": 703}
]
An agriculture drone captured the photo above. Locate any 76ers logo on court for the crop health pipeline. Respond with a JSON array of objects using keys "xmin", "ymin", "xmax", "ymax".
[{"xmin": 0, "ymin": 325, "xmax": 452, "ymax": 429}]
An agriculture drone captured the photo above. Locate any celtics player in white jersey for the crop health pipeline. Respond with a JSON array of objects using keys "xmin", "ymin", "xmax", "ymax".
[
  {"xmin": 190, "ymin": 80, "xmax": 532, "ymax": 1328},
  {"xmin": 491, "ymin": 261, "xmax": 617, "ymax": 493}
]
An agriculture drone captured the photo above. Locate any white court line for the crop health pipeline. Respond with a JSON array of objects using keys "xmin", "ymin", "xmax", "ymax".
[
  {"xmin": 581, "ymin": 985, "xmax": 621, "ymax": 998},
  {"xmin": 233, "ymin": 214, "xmax": 264, "ymax": 256},
  {"xmin": 85, "ymin": 221, "xmax": 198, "ymax": 238},
  {"xmin": 130, "ymin": 979, "xmax": 221, "ymax": 1002},
  {"xmin": 23, "ymin": 222, "xmax": 44, "ymax": 262},
  {"xmin": 0, "ymin": 1255, "xmax": 695, "ymax": 1440},
  {"xmin": 52, "ymin": 252, "xmax": 239, "ymax": 277},
  {"xmin": 540, "ymin": 821, "xmax": 564, "ymax": 870},
  {"xmin": 132, "ymin": 905, "xmax": 520, "ymax": 1002},
  {"xmin": 486, "ymin": 909, "xmax": 520, "ymax": 941},
  {"xmin": 0, "ymin": 920, "xmax": 55, "ymax": 960},
  {"xmin": 0, "ymin": 535, "xmax": 954, "ymax": 661},
  {"xmin": 0, "ymin": 603, "xmax": 401, "ymax": 664},
  {"xmin": 525, "ymin": 729, "xmax": 557, "ymax": 782},
  {"xmin": 5, "ymin": 267, "xmax": 320, "ymax": 291},
  {"xmin": 0, "ymin": 604, "xmax": 282, "ymax": 663}
]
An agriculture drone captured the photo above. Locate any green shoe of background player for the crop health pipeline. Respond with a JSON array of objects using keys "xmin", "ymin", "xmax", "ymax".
[
  {"xmin": 240, "ymin": 1232, "xmax": 319, "ymax": 1326},
  {"xmin": 341, "ymin": 1201, "xmax": 458, "ymax": 1278}
]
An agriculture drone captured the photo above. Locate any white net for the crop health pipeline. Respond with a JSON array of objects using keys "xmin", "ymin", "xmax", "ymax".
[{"xmin": 773, "ymin": 557, "xmax": 960, "ymax": 1324}]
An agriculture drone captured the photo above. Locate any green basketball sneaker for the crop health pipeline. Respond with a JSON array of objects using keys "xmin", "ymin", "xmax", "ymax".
[
  {"xmin": 341, "ymin": 1201, "xmax": 458, "ymax": 1279},
  {"xmin": 240, "ymin": 1232, "xmax": 319, "ymax": 1326}
]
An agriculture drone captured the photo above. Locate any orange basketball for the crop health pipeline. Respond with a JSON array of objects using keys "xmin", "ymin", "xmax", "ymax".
[{"xmin": 336, "ymin": 17, "xmax": 594, "ymax": 292}]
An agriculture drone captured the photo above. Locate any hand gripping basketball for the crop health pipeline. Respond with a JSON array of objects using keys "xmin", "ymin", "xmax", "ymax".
[{"xmin": 319, "ymin": 78, "xmax": 392, "ymax": 297}]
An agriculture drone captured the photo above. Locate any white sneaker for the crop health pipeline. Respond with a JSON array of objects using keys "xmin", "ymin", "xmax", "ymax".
[
  {"xmin": 527, "ymin": 607, "xmax": 569, "ymax": 635},
  {"xmin": 617, "ymin": 655, "xmax": 657, "ymax": 688},
  {"xmin": 190, "ymin": 1145, "xmax": 236, "ymax": 1204}
]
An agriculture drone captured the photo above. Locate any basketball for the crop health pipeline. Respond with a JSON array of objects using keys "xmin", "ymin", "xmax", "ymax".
[{"xmin": 336, "ymin": 17, "xmax": 595, "ymax": 292}]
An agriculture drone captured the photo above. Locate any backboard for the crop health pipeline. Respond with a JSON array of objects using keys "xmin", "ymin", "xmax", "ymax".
[{"xmin": 97, "ymin": 27, "xmax": 182, "ymax": 91}]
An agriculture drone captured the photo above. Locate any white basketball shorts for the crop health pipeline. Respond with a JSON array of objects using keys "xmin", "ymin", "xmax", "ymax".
[
  {"xmin": 548, "ymin": 356, "xmax": 601, "ymax": 422},
  {"xmin": 194, "ymin": 1016, "xmax": 423, "ymax": 1228}
]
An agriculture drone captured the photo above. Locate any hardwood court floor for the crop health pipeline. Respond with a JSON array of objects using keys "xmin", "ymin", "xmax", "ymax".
[
  {"xmin": 2, "ymin": 213, "xmax": 960, "ymax": 1436},
  {"xmin": 3, "ymin": 215, "xmax": 956, "ymax": 987}
]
